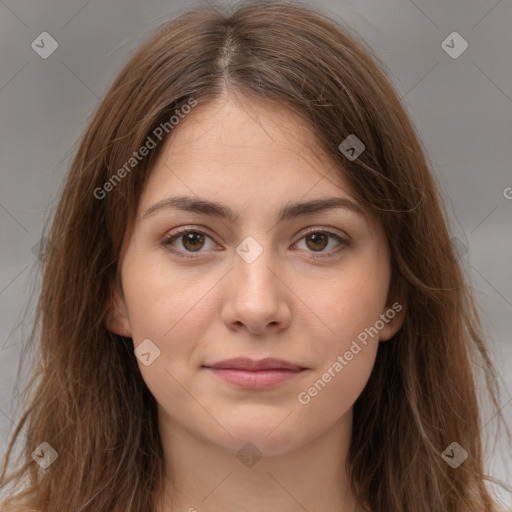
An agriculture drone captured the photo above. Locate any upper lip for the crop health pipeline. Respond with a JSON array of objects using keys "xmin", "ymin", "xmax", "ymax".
[{"xmin": 205, "ymin": 358, "xmax": 306, "ymax": 371}]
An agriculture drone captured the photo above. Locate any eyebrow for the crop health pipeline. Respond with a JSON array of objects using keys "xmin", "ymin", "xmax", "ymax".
[{"xmin": 143, "ymin": 195, "xmax": 365, "ymax": 223}]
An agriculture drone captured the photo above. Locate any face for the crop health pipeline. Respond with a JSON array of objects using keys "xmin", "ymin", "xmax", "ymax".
[{"xmin": 107, "ymin": 96, "xmax": 405, "ymax": 457}]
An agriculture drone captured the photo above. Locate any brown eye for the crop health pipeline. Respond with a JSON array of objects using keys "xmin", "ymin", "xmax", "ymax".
[
  {"xmin": 181, "ymin": 232, "xmax": 205, "ymax": 252},
  {"xmin": 162, "ymin": 228, "xmax": 217, "ymax": 255},
  {"xmin": 305, "ymin": 232, "xmax": 329, "ymax": 251},
  {"xmin": 295, "ymin": 229, "xmax": 348, "ymax": 258}
]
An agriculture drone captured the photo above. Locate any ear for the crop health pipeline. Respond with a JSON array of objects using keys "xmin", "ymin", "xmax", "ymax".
[
  {"xmin": 105, "ymin": 278, "xmax": 132, "ymax": 337},
  {"xmin": 379, "ymin": 276, "xmax": 407, "ymax": 342}
]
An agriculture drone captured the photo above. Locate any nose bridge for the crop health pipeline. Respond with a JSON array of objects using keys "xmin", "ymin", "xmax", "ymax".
[
  {"xmin": 221, "ymin": 235, "xmax": 291, "ymax": 333},
  {"xmin": 234, "ymin": 236, "xmax": 279, "ymax": 298}
]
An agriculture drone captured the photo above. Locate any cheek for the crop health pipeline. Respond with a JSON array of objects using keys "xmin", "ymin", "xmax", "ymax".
[
  {"xmin": 295, "ymin": 256, "xmax": 388, "ymax": 409},
  {"xmin": 305, "ymin": 263, "xmax": 390, "ymax": 348},
  {"xmin": 300, "ymin": 283, "xmax": 382, "ymax": 399},
  {"xmin": 295, "ymin": 267, "xmax": 387, "ymax": 413},
  {"xmin": 121, "ymin": 250, "xmax": 217, "ymax": 340}
]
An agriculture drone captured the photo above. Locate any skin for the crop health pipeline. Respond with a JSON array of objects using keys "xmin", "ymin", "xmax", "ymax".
[{"xmin": 107, "ymin": 95, "xmax": 406, "ymax": 512}]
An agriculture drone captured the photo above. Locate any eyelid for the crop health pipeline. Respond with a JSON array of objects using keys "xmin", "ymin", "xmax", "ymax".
[{"xmin": 299, "ymin": 226, "xmax": 350, "ymax": 243}]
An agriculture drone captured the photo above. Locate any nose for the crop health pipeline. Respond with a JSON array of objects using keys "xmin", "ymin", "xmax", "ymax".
[{"xmin": 220, "ymin": 246, "xmax": 292, "ymax": 335}]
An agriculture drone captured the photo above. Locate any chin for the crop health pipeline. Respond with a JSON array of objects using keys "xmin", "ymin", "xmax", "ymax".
[{"xmin": 206, "ymin": 419, "xmax": 305, "ymax": 457}]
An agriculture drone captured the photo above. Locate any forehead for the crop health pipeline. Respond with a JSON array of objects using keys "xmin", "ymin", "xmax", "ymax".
[
  {"xmin": 140, "ymin": 96, "xmax": 358, "ymax": 209},
  {"xmin": 166, "ymin": 96, "xmax": 323, "ymax": 155}
]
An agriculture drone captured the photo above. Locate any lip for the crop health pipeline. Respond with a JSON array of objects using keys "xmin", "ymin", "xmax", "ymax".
[
  {"xmin": 206, "ymin": 357, "xmax": 306, "ymax": 371},
  {"xmin": 203, "ymin": 358, "xmax": 307, "ymax": 390}
]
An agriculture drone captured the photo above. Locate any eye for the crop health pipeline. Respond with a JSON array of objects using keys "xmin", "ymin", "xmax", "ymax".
[
  {"xmin": 293, "ymin": 228, "xmax": 348, "ymax": 258},
  {"xmin": 162, "ymin": 227, "xmax": 218, "ymax": 257}
]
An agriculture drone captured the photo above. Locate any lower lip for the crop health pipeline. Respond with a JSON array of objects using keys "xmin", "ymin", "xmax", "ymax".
[{"xmin": 206, "ymin": 367, "xmax": 304, "ymax": 389}]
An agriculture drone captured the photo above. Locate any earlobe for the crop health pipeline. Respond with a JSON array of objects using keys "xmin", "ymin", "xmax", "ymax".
[
  {"xmin": 379, "ymin": 299, "xmax": 407, "ymax": 342},
  {"xmin": 105, "ymin": 282, "xmax": 132, "ymax": 337},
  {"xmin": 379, "ymin": 274, "xmax": 407, "ymax": 342}
]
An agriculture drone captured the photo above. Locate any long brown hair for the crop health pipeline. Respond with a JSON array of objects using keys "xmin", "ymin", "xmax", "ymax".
[{"xmin": 1, "ymin": 1, "xmax": 510, "ymax": 511}]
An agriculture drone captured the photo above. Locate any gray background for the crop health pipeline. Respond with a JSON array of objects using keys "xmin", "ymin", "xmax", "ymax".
[{"xmin": 1, "ymin": 0, "xmax": 511, "ymax": 504}]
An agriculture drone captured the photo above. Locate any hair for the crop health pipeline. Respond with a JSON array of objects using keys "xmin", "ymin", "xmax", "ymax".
[{"xmin": 1, "ymin": 1, "xmax": 510, "ymax": 511}]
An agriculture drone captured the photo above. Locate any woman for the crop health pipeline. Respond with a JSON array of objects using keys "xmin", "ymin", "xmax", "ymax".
[{"xmin": 1, "ymin": 1, "xmax": 510, "ymax": 511}]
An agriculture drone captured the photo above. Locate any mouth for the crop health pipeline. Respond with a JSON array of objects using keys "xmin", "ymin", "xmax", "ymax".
[{"xmin": 203, "ymin": 358, "xmax": 308, "ymax": 390}]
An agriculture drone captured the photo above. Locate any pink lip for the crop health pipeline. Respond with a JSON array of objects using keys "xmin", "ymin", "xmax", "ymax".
[{"xmin": 204, "ymin": 358, "xmax": 307, "ymax": 389}]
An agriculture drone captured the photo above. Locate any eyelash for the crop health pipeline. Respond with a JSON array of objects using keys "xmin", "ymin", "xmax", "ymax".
[{"xmin": 161, "ymin": 226, "xmax": 349, "ymax": 260}]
